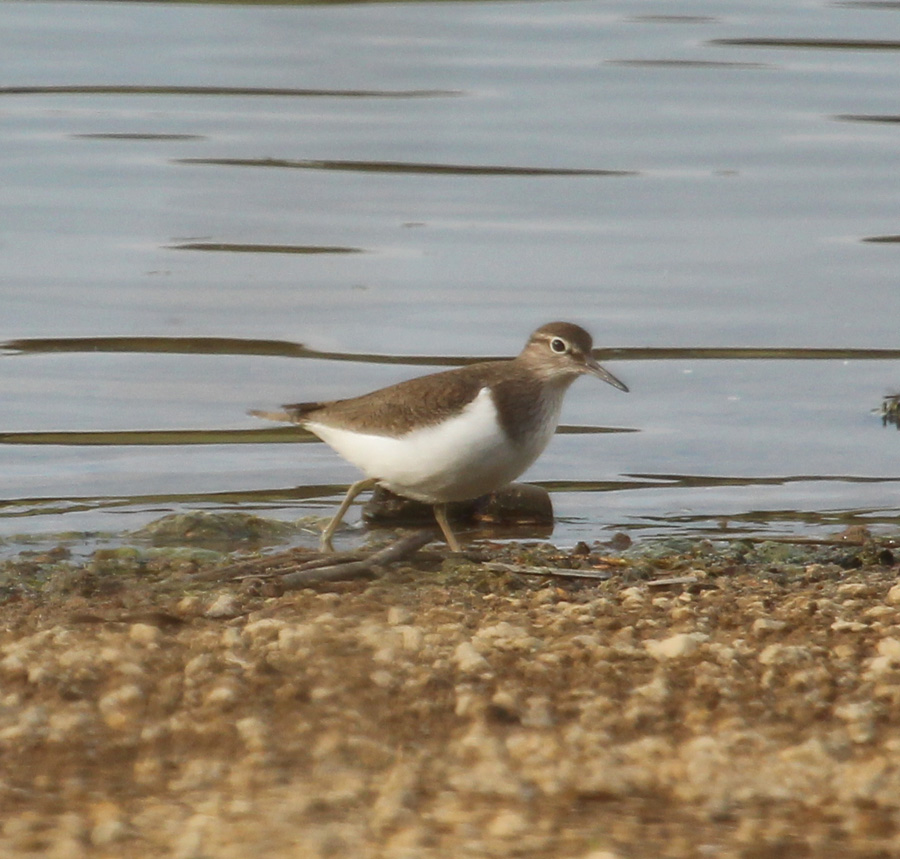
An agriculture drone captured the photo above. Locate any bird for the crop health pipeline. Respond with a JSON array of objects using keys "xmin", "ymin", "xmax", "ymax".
[{"xmin": 250, "ymin": 321, "xmax": 628, "ymax": 552}]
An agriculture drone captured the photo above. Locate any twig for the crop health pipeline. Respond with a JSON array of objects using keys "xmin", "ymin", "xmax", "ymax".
[
  {"xmin": 645, "ymin": 575, "xmax": 700, "ymax": 587},
  {"xmin": 279, "ymin": 530, "xmax": 434, "ymax": 588},
  {"xmin": 190, "ymin": 546, "xmax": 366, "ymax": 582},
  {"xmin": 712, "ymin": 535, "xmax": 890, "ymax": 547},
  {"xmin": 483, "ymin": 562, "xmax": 613, "ymax": 581}
]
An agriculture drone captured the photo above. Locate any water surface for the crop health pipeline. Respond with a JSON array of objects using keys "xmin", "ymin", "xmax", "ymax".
[{"xmin": 2, "ymin": 0, "xmax": 898, "ymax": 553}]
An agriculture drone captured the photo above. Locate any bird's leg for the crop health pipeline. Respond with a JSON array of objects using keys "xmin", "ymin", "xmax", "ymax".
[
  {"xmin": 433, "ymin": 503, "xmax": 463, "ymax": 552},
  {"xmin": 320, "ymin": 477, "xmax": 378, "ymax": 553}
]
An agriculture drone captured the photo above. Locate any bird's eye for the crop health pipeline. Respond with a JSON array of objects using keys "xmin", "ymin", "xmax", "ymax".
[{"xmin": 550, "ymin": 337, "xmax": 567, "ymax": 354}]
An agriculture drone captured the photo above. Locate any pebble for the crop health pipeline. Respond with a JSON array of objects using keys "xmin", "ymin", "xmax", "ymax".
[
  {"xmin": 130, "ymin": 623, "xmax": 161, "ymax": 645},
  {"xmin": 758, "ymin": 644, "xmax": 811, "ymax": 666},
  {"xmin": 205, "ymin": 685, "xmax": 238, "ymax": 707},
  {"xmin": 242, "ymin": 617, "xmax": 287, "ymax": 643},
  {"xmin": 387, "ymin": 606, "xmax": 412, "ymax": 625},
  {"xmin": 751, "ymin": 618, "xmax": 786, "ymax": 633},
  {"xmin": 89, "ymin": 804, "xmax": 127, "ymax": 846},
  {"xmin": 619, "ymin": 586, "xmax": 645, "ymax": 605},
  {"xmin": 48, "ymin": 708, "xmax": 94, "ymax": 743},
  {"xmin": 172, "ymin": 813, "xmax": 210, "ymax": 859},
  {"xmin": 235, "ymin": 717, "xmax": 268, "ymax": 753},
  {"xmin": 396, "ymin": 624, "xmax": 424, "ymax": 651},
  {"xmin": 878, "ymin": 637, "xmax": 900, "ymax": 660},
  {"xmin": 473, "ymin": 622, "xmax": 539, "ymax": 652},
  {"xmin": 645, "ymin": 633, "xmax": 708, "ymax": 660},
  {"xmin": 831, "ymin": 619, "xmax": 868, "ymax": 632},
  {"xmin": 204, "ymin": 593, "xmax": 242, "ymax": 619},
  {"xmin": 97, "ymin": 684, "xmax": 144, "ymax": 730},
  {"xmin": 453, "ymin": 641, "xmax": 490, "ymax": 673},
  {"xmin": 487, "ymin": 809, "xmax": 529, "ymax": 838}
]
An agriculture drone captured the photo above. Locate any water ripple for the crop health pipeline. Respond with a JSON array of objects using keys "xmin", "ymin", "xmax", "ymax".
[
  {"xmin": 0, "ymin": 84, "xmax": 458, "ymax": 98},
  {"xmin": 177, "ymin": 157, "xmax": 636, "ymax": 177}
]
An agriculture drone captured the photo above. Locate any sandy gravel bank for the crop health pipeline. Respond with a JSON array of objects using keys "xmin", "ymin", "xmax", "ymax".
[{"xmin": 0, "ymin": 529, "xmax": 898, "ymax": 858}]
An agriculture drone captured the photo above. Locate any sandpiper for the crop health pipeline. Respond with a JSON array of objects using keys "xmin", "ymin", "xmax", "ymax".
[{"xmin": 251, "ymin": 322, "xmax": 628, "ymax": 552}]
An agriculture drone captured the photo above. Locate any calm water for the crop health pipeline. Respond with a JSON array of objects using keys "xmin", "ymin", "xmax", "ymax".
[{"xmin": 1, "ymin": 0, "xmax": 899, "ymax": 554}]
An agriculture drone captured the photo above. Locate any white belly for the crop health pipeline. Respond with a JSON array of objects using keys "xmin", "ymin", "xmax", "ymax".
[{"xmin": 304, "ymin": 387, "xmax": 559, "ymax": 503}]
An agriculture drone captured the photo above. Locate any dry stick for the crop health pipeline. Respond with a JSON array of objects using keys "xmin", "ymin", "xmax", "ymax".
[
  {"xmin": 191, "ymin": 546, "xmax": 368, "ymax": 582},
  {"xmin": 645, "ymin": 575, "xmax": 700, "ymax": 588},
  {"xmin": 483, "ymin": 563, "xmax": 701, "ymax": 587},
  {"xmin": 483, "ymin": 562, "xmax": 614, "ymax": 581},
  {"xmin": 711, "ymin": 533, "xmax": 892, "ymax": 547},
  {"xmin": 278, "ymin": 530, "xmax": 435, "ymax": 588}
]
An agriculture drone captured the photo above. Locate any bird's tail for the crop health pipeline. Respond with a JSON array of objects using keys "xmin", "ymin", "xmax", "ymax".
[
  {"xmin": 248, "ymin": 408, "xmax": 294, "ymax": 423},
  {"xmin": 248, "ymin": 402, "xmax": 325, "ymax": 424}
]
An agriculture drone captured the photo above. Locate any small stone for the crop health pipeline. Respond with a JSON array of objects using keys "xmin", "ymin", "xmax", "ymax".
[
  {"xmin": 129, "ymin": 623, "xmax": 160, "ymax": 645},
  {"xmin": 0, "ymin": 652, "xmax": 27, "ymax": 679},
  {"xmin": 835, "ymin": 701, "xmax": 875, "ymax": 724},
  {"xmin": 834, "ymin": 701, "xmax": 877, "ymax": 742},
  {"xmin": 90, "ymin": 817, "xmax": 128, "ymax": 847},
  {"xmin": 58, "ymin": 812, "xmax": 87, "ymax": 838},
  {"xmin": 172, "ymin": 813, "xmax": 211, "ymax": 859},
  {"xmin": 371, "ymin": 670, "xmax": 394, "ymax": 689},
  {"xmin": 632, "ymin": 674, "xmax": 669, "ymax": 703},
  {"xmin": 387, "ymin": 606, "xmax": 413, "ymax": 625},
  {"xmin": 605, "ymin": 532, "xmax": 632, "ymax": 551},
  {"xmin": 167, "ymin": 759, "xmax": 225, "ymax": 792},
  {"xmin": 0, "ymin": 705, "xmax": 47, "ymax": 743},
  {"xmin": 455, "ymin": 687, "xmax": 480, "ymax": 717},
  {"xmin": 177, "ymin": 595, "xmax": 201, "ymax": 614},
  {"xmin": 242, "ymin": 617, "xmax": 287, "ymax": 644},
  {"xmin": 487, "ymin": 809, "xmax": 529, "ymax": 838},
  {"xmin": 205, "ymin": 685, "xmax": 238, "ymax": 707},
  {"xmin": 645, "ymin": 633, "xmax": 708, "ymax": 660},
  {"xmin": 48, "ymin": 709, "xmax": 94, "ymax": 743},
  {"xmin": 220, "ymin": 627, "xmax": 242, "ymax": 648},
  {"xmin": 276, "ymin": 624, "xmax": 316, "ymax": 653},
  {"xmin": 473, "ymin": 622, "xmax": 538, "ymax": 653},
  {"xmin": 90, "ymin": 804, "xmax": 127, "ymax": 846},
  {"xmin": 863, "ymin": 606, "xmax": 894, "ymax": 619},
  {"xmin": 831, "ymin": 620, "xmax": 867, "ymax": 632},
  {"xmin": 52, "ymin": 836, "xmax": 90, "ymax": 859},
  {"xmin": 204, "ymin": 593, "xmax": 242, "ymax": 619},
  {"xmin": 98, "ymin": 684, "xmax": 144, "ymax": 730},
  {"xmin": 837, "ymin": 582, "xmax": 871, "ymax": 597},
  {"xmin": 491, "ymin": 690, "xmax": 518, "ymax": 711},
  {"xmin": 758, "ymin": 644, "xmax": 811, "ymax": 666},
  {"xmin": 620, "ymin": 586, "xmax": 645, "ymax": 604},
  {"xmin": 183, "ymin": 653, "xmax": 214, "ymax": 679},
  {"xmin": 396, "ymin": 625, "xmax": 423, "ymax": 651},
  {"xmin": 236, "ymin": 716, "xmax": 268, "ymax": 752},
  {"xmin": 752, "ymin": 618, "xmax": 787, "ymax": 633},
  {"xmin": 878, "ymin": 637, "xmax": 900, "ymax": 660},
  {"xmin": 887, "ymin": 583, "xmax": 900, "ymax": 605},
  {"xmin": 866, "ymin": 656, "xmax": 895, "ymax": 677},
  {"xmin": 866, "ymin": 637, "xmax": 900, "ymax": 677},
  {"xmin": 453, "ymin": 642, "xmax": 489, "ymax": 673}
]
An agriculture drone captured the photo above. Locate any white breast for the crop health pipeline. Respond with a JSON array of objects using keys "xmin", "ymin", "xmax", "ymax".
[{"xmin": 305, "ymin": 386, "xmax": 561, "ymax": 504}]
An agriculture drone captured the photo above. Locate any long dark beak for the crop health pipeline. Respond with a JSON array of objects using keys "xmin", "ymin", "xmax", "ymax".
[{"xmin": 585, "ymin": 355, "xmax": 629, "ymax": 393}]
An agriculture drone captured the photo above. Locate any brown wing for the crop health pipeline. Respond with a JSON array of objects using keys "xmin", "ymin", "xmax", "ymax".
[{"xmin": 278, "ymin": 360, "xmax": 513, "ymax": 436}]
